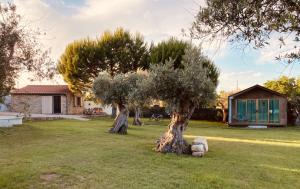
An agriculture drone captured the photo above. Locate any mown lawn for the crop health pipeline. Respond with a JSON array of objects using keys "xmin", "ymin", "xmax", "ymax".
[{"xmin": 0, "ymin": 118, "xmax": 300, "ymax": 189}]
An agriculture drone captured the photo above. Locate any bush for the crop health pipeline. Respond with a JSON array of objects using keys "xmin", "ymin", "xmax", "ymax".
[
  {"xmin": 129, "ymin": 106, "xmax": 222, "ymax": 122},
  {"xmin": 129, "ymin": 105, "xmax": 169, "ymax": 118},
  {"xmin": 191, "ymin": 108, "xmax": 223, "ymax": 121}
]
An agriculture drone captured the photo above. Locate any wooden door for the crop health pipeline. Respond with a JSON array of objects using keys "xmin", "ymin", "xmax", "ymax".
[{"xmin": 42, "ymin": 96, "xmax": 53, "ymax": 114}]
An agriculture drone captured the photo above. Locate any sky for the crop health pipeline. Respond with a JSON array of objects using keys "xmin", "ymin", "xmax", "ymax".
[{"xmin": 8, "ymin": 0, "xmax": 300, "ymax": 91}]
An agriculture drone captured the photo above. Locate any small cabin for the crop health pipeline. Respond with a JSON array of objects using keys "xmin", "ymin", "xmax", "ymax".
[{"xmin": 228, "ymin": 85, "xmax": 287, "ymax": 126}]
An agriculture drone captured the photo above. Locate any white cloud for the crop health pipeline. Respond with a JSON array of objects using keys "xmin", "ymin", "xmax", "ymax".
[{"xmin": 12, "ymin": 0, "xmax": 225, "ymax": 88}]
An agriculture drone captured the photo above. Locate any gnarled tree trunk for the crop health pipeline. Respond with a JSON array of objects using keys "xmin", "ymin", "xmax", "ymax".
[
  {"xmin": 109, "ymin": 104, "xmax": 128, "ymax": 134},
  {"xmin": 132, "ymin": 107, "xmax": 142, "ymax": 126},
  {"xmin": 156, "ymin": 104, "xmax": 195, "ymax": 154}
]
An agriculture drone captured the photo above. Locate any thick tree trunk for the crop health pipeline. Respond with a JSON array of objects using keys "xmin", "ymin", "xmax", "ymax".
[
  {"xmin": 109, "ymin": 104, "xmax": 128, "ymax": 134},
  {"xmin": 132, "ymin": 107, "xmax": 143, "ymax": 126},
  {"xmin": 156, "ymin": 105, "xmax": 195, "ymax": 154}
]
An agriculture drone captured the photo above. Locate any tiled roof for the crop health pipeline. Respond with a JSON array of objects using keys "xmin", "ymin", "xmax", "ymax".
[{"xmin": 11, "ymin": 85, "xmax": 71, "ymax": 95}]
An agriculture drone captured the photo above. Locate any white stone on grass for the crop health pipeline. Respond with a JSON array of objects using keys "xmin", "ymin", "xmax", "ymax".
[{"xmin": 192, "ymin": 137, "xmax": 208, "ymax": 152}]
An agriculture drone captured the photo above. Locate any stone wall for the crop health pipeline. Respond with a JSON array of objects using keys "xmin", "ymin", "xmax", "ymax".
[
  {"xmin": 66, "ymin": 93, "xmax": 84, "ymax": 115},
  {"xmin": 11, "ymin": 95, "xmax": 42, "ymax": 114}
]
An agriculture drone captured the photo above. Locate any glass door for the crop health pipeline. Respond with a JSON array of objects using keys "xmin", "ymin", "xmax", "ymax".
[
  {"xmin": 237, "ymin": 100, "xmax": 247, "ymax": 121},
  {"xmin": 269, "ymin": 99, "xmax": 279, "ymax": 123},
  {"xmin": 258, "ymin": 99, "xmax": 268, "ymax": 123},
  {"xmin": 247, "ymin": 100, "xmax": 256, "ymax": 122}
]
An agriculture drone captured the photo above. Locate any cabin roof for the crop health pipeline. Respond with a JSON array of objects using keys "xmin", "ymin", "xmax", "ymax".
[{"xmin": 228, "ymin": 84, "xmax": 286, "ymax": 98}]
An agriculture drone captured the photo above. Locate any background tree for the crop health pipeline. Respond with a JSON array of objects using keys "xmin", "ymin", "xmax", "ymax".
[
  {"xmin": 58, "ymin": 28, "xmax": 150, "ymax": 116},
  {"xmin": 191, "ymin": 0, "xmax": 300, "ymax": 63},
  {"xmin": 93, "ymin": 72, "xmax": 144, "ymax": 134},
  {"xmin": 57, "ymin": 39, "xmax": 103, "ymax": 93},
  {"xmin": 0, "ymin": 3, "xmax": 54, "ymax": 98},
  {"xmin": 216, "ymin": 90, "xmax": 239, "ymax": 123},
  {"xmin": 150, "ymin": 37, "xmax": 219, "ymax": 85},
  {"xmin": 150, "ymin": 37, "xmax": 188, "ymax": 69},
  {"xmin": 128, "ymin": 74, "xmax": 149, "ymax": 126},
  {"xmin": 264, "ymin": 76, "xmax": 300, "ymax": 125},
  {"xmin": 140, "ymin": 45, "xmax": 219, "ymax": 154}
]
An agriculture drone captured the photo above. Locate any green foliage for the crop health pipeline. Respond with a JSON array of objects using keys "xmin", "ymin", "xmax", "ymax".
[
  {"xmin": 98, "ymin": 28, "xmax": 150, "ymax": 76},
  {"xmin": 58, "ymin": 39, "xmax": 102, "ymax": 93},
  {"xmin": 264, "ymin": 76, "xmax": 300, "ymax": 123},
  {"xmin": 58, "ymin": 28, "xmax": 150, "ymax": 94},
  {"xmin": 0, "ymin": 3, "xmax": 54, "ymax": 98},
  {"xmin": 141, "ymin": 44, "xmax": 219, "ymax": 110},
  {"xmin": 150, "ymin": 37, "xmax": 219, "ymax": 85},
  {"xmin": 93, "ymin": 72, "xmax": 144, "ymax": 106},
  {"xmin": 150, "ymin": 37, "xmax": 188, "ymax": 69},
  {"xmin": 192, "ymin": 0, "xmax": 300, "ymax": 62}
]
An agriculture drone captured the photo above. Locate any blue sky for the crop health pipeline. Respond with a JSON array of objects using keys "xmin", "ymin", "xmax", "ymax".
[{"xmin": 11, "ymin": 0, "xmax": 300, "ymax": 91}]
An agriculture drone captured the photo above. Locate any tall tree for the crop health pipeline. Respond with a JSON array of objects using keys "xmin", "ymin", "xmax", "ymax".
[
  {"xmin": 150, "ymin": 37, "xmax": 188, "ymax": 68},
  {"xmin": 93, "ymin": 73, "xmax": 145, "ymax": 134},
  {"xmin": 140, "ymin": 44, "xmax": 219, "ymax": 154},
  {"xmin": 58, "ymin": 28, "xmax": 150, "ymax": 117},
  {"xmin": 191, "ymin": 0, "xmax": 300, "ymax": 63},
  {"xmin": 264, "ymin": 76, "xmax": 300, "ymax": 125},
  {"xmin": 57, "ymin": 39, "xmax": 103, "ymax": 93},
  {"xmin": 58, "ymin": 28, "xmax": 150, "ymax": 93},
  {"xmin": 150, "ymin": 37, "xmax": 219, "ymax": 85},
  {"xmin": 0, "ymin": 3, "xmax": 54, "ymax": 98}
]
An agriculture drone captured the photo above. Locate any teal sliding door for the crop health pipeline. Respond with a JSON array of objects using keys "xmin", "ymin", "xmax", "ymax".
[
  {"xmin": 258, "ymin": 99, "xmax": 268, "ymax": 122},
  {"xmin": 247, "ymin": 100, "xmax": 256, "ymax": 122},
  {"xmin": 269, "ymin": 99, "xmax": 280, "ymax": 123},
  {"xmin": 237, "ymin": 100, "xmax": 247, "ymax": 121}
]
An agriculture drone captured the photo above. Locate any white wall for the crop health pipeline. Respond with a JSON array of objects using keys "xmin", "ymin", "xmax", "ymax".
[
  {"xmin": 0, "ymin": 96, "xmax": 11, "ymax": 112},
  {"xmin": 84, "ymin": 101, "xmax": 112, "ymax": 115}
]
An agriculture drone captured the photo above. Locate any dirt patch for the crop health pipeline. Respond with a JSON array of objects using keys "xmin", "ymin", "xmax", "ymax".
[{"xmin": 40, "ymin": 172, "xmax": 60, "ymax": 182}]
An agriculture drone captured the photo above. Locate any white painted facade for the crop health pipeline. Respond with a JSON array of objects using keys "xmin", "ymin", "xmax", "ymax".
[{"xmin": 84, "ymin": 101, "xmax": 112, "ymax": 115}]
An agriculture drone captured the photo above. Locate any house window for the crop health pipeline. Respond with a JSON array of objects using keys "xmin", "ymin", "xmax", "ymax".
[{"xmin": 74, "ymin": 96, "xmax": 82, "ymax": 107}]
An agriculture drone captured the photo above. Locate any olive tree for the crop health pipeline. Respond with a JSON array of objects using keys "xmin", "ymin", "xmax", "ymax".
[
  {"xmin": 93, "ymin": 72, "xmax": 145, "ymax": 134},
  {"xmin": 140, "ymin": 45, "xmax": 218, "ymax": 154},
  {"xmin": 0, "ymin": 3, "xmax": 54, "ymax": 98},
  {"xmin": 128, "ymin": 74, "xmax": 149, "ymax": 126}
]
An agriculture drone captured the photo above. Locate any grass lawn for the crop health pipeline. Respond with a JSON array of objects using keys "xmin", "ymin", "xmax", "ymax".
[{"xmin": 1, "ymin": 118, "xmax": 300, "ymax": 189}]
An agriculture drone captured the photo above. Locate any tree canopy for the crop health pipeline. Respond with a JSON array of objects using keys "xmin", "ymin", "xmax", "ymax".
[
  {"xmin": 58, "ymin": 28, "xmax": 150, "ymax": 94},
  {"xmin": 0, "ymin": 3, "xmax": 54, "ymax": 98},
  {"xmin": 150, "ymin": 37, "xmax": 219, "ymax": 85},
  {"xmin": 93, "ymin": 72, "xmax": 145, "ymax": 134},
  {"xmin": 191, "ymin": 0, "xmax": 300, "ymax": 63},
  {"xmin": 264, "ymin": 76, "xmax": 300, "ymax": 124},
  {"xmin": 150, "ymin": 37, "xmax": 188, "ymax": 69}
]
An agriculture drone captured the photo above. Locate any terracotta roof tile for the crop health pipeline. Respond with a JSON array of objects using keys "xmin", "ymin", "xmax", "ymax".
[{"xmin": 11, "ymin": 85, "xmax": 71, "ymax": 95}]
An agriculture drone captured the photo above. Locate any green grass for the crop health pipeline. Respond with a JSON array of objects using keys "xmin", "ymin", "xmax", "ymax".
[{"xmin": 1, "ymin": 118, "xmax": 300, "ymax": 189}]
